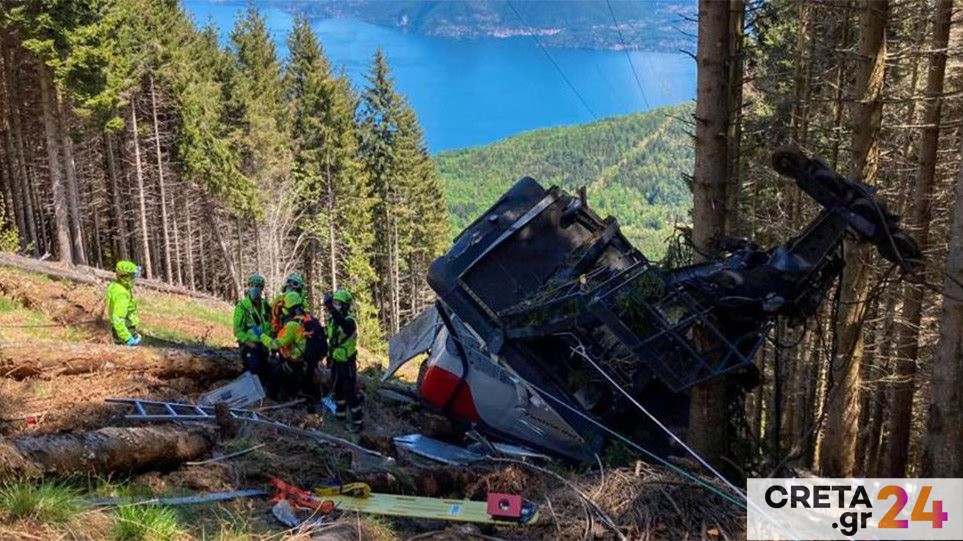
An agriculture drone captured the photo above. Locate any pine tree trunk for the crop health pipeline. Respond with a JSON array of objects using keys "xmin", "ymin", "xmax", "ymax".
[
  {"xmin": 129, "ymin": 100, "xmax": 152, "ymax": 277},
  {"xmin": 91, "ymin": 180, "xmax": 104, "ymax": 269},
  {"xmin": 305, "ymin": 236, "xmax": 316, "ymax": 306},
  {"xmin": 883, "ymin": 0, "xmax": 951, "ymax": 478},
  {"xmin": 723, "ymin": 0, "xmax": 744, "ymax": 234},
  {"xmin": 10, "ymin": 71, "xmax": 38, "ymax": 255},
  {"xmin": 819, "ymin": 0, "xmax": 887, "ymax": 478},
  {"xmin": 253, "ymin": 222, "xmax": 261, "ymax": 285},
  {"xmin": 57, "ymin": 94, "xmax": 86, "ymax": 265},
  {"xmin": 37, "ymin": 65, "xmax": 72, "ymax": 263},
  {"xmin": 688, "ymin": 0, "xmax": 737, "ymax": 469},
  {"xmin": 391, "ymin": 215, "xmax": 401, "ymax": 333},
  {"xmin": 171, "ymin": 187, "xmax": 183, "ymax": 285},
  {"xmin": 828, "ymin": 5, "xmax": 853, "ymax": 169},
  {"xmin": 921, "ymin": 134, "xmax": 963, "ymax": 477},
  {"xmin": 202, "ymin": 197, "xmax": 241, "ymax": 298},
  {"xmin": 328, "ymin": 179, "xmax": 338, "ymax": 291},
  {"xmin": 104, "ymin": 132, "xmax": 129, "ymax": 260},
  {"xmin": 0, "ymin": 36, "xmax": 27, "ymax": 249},
  {"xmin": 184, "ymin": 188, "xmax": 195, "ymax": 290},
  {"xmin": 149, "ymin": 75, "xmax": 173, "ymax": 282},
  {"xmin": 234, "ymin": 215, "xmax": 243, "ymax": 285}
]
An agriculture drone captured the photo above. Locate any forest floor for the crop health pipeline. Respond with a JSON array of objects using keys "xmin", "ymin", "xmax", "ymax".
[{"xmin": 0, "ymin": 258, "xmax": 744, "ymax": 540}]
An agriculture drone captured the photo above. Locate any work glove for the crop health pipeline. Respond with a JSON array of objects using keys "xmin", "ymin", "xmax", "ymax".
[
  {"xmin": 252, "ymin": 325, "xmax": 263, "ymax": 339},
  {"xmin": 323, "ymin": 293, "xmax": 334, "ymax": 311},
  {"xmin": 126, "ymin": 334, "xmax": 141, "ymax": 347}
]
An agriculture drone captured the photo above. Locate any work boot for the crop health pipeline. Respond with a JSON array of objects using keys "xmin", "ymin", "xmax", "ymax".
[{"xmin": 349, "ymin": 405, "xmax": 364, "ymax": 432}]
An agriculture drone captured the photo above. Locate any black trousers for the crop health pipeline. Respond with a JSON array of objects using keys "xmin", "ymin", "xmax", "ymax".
[
  {"xmin": 331, "ymin": 356, "xmax": 361, "ymax": 417},
  {"xmin": 264, "ymin": 356, "xmax": 322, "ymax": 403},
  {"xmin": 302, "ymin": 355, "xmax": 322, "ymax": 402},
  {"xmin": 240, "ymin": 343, "xmax": 269, "ymax": 376}
]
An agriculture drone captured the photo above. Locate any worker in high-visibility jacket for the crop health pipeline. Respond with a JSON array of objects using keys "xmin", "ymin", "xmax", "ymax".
[
  {"xmin": 324, "ymin": 289, "xmax": 363, "ymax": 431},
  {"xmin": 261, "ymin": 290, "xmax": 327, "ymax": 402},
  {"xmin": 106, "ymin": 260, "xmax": 142, "ymax": 346},
  {"xmin": 233, "ymin": 274, "xmax": 271, "ymax": 384},
  {"xmin": 270, "ymin": 273, "xmax": 306, "ymax": 336}
]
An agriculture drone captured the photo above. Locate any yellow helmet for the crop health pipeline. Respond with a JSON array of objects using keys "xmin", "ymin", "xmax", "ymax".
[
  {"xmin": 282, "ymin": 290, "xmax": 304, "ymax": 312},
  {"xmin": 115, "ymin": 260, "xmax": 139, "ymax": 276}
]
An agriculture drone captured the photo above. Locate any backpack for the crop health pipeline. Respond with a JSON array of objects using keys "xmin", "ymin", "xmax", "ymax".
[
  {"xmin": 299, "ymin": 312, "xmax": 328, "ymax": 364},
  {"xmin": 271, "ymin": 297, "xmax": 285, "ymax": 335}
]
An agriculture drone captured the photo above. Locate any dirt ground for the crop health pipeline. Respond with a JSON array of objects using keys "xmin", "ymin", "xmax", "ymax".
[{"xmin": 0, "ymin": 263, "xmax": 744, "ymax": 540}]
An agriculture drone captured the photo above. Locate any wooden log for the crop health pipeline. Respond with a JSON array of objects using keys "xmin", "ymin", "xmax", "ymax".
[
  {"xmin": 0, "ymin": 343, "xmax": 240, "ymax": 380},
  {"xmin": 0, "ymin": 252, "xmax": 222, "ymax": 301},
  {"xmin": 0, "ymin": 426, "xmax": 214, "ymax": 478}
]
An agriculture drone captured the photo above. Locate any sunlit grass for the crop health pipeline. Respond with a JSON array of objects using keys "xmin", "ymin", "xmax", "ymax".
[
  {"xmin": 0, "ymin": 481, "xmax": 83, "ymax": 524},
  {"xmin": 113, "ymin": 505, "xmax": 184, "ymax": 541},
  {"xmin": 0, "ymin": 293, "xmax": 90, "ymax": 342}
]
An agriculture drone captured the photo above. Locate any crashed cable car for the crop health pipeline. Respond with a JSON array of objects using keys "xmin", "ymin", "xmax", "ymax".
[{"xmin": 385, "ymin": 148, "xmax": 921, "ymax": 462}]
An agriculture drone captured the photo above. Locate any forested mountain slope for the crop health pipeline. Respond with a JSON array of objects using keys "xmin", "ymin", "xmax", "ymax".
[
  {"xmin": 436, "ymin": 103, "xmax": 694, "ymax": 256},
  {"xmin": 282, "ymin": 0, "xmax": 697, "ymax": 52}
]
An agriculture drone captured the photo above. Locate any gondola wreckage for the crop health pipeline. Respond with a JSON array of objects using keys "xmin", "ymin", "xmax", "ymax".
[
  {"xmin": 106, "ymin": 147, "xmax": 920, "ymax": 528},
  {"xmin": 386, "ymin": 147, "xmax": 921, "ymax": 462}
]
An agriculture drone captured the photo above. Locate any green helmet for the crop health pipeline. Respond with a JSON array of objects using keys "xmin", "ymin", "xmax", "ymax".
[
  {"xmin": 247, "ymin": 274, "xmax": 266, "ymax": 288},
  {"xmin": 115, "ymin": 260, "xmax": 138, "ymax": 276},
  {"xmin": 285, "ymin": 273, "xmax": 305, "ymax": 291},
  {"xmin": 332, "ymin": 289, "xmax": 352, "ymax": 304},
  {"xmin": 282, "ymin": 290, "xmax": 304, "ymax": 311}
]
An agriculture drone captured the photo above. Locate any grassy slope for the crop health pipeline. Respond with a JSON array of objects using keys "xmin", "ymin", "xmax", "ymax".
[
  {"xmin": 436, "ymin": 103, "xmax": 694, "ymax": 258},
  {"xmin": 0, "ymin": 266, "xmax": 234, "ymax": 347}
]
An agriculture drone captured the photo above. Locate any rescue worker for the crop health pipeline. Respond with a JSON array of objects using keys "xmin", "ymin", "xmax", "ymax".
[
  {"xmin": 271, "ymin": 273, "xmax": 306, "ymax": 335},
  {"xmin": 106, "ymin": 260, "xmax": 142, "ymax": 346},
  {"xmin": 233, "ymin": 274, "xmax": 271, "ymax": 383},
  {"xmin": 261, "ymin": 290, "xmax": 309, "ymax": 400},
  {"xmin": 324, "ymin": 289, "xmax": 363, "ymax": 431}
]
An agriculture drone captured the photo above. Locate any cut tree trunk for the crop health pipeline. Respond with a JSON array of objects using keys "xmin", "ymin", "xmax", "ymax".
[
  {"xmin": 0, "ymin": 426, "xmax": 214, "ymax": 478},
  {"xmin": 0, "ymin": 343, "xmax": 239, "ymax": 381}
]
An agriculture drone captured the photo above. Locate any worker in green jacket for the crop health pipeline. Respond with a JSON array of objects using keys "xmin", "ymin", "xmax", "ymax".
[
  {"xmin": 233, "ymin": 274, "xmax": 271, "ymax": 383},
  {"xmin": 262, "ymin": 290, "xmax": 309, "ymax": 400},
  {"xmin": 324, "ymin": 289, "xmax": 362, "ymax": 431},
  {"xmin": 270, "ymin": 273, "xmax": 306, "ymax": 335},
  {"xmin": 106, "ymin": 260, "xmax": 142, "ymax": 346}
]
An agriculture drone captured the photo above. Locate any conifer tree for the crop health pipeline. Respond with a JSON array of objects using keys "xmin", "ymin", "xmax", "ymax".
[
  {"xmin": 226, "ymin": 7, "xmax": 291, "ymax": 291},
  {"xmin": 359, "ymin": 49, "xmax": 447, "ymax": 334},
  {"xmin": 286, "ymin": 18, "xmax": 381, "ymax": 345},
  {"xmin": 359, "ymin": 49, "xmax": 404, "ymax": 334}
]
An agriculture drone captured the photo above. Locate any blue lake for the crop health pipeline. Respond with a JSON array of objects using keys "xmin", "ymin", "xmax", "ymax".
[{"xmin": 183, "ymin": 1, "xmax": 696, "ymax": 152}]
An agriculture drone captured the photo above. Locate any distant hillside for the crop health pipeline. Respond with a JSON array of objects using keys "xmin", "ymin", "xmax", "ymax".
[
  {"xmin": 436, "ymin": 103, "xmax": 694, "ymax": 257},
  {"xmin": 279, "ymin": 0, "xmax": 697, "ymax": 52}
]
